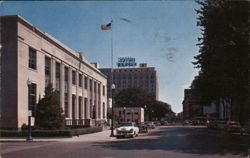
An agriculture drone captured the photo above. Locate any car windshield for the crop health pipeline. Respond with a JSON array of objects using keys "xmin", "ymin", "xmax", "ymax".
[{"xmin": 120, "ymin": 122, "xmax": 133, "ymax": 127}]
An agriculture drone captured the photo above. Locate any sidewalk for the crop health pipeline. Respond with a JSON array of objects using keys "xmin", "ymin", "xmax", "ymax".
[{"xmin": 0, "ymin": 130, "xmax": 116, "ymax": 142}]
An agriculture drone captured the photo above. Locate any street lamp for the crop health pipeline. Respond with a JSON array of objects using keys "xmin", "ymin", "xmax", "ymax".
[
  {"xmin": 27, "ymin": 79, "xmax": 32, "ymax": 141},
  {"xmin": 123, "ymin": 107, "xmax": 126, "ymax": 122},
  {"xmin": 110, "ymin": 83, "xmax": 115, "ymax": 137}
]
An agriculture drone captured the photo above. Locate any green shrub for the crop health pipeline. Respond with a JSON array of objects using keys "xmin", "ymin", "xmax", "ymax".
[
  {"xmin": 0, "ymin": 129, "xmax": 72, "ymax": 137},
  {"xmin": 71, "ymin": 127, "xmax": 102, "ymax": 136},
  {"xmin": 0, "ymin": 127, "xmax": 102, "ymax": 138}
]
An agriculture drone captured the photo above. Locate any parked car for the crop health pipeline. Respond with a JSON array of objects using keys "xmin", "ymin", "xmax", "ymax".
[
  {"xmin": 116, "ymin": 122, "xmax": 139, "ymax": 138},
  {"xmin": 207, "ymin": 120, "xmax": 217, "ymax": 129},
  {"xmin": 146, "ymin": 122, "xmax": 156, "ymax": 129},
  {"xmin": 215, "ymin": 120, "xmax": 227, "ymax": 130},
  {"xmin": 160, "ymin": 121, "xmax": 169, "ymax": 126},
  {"xmin": 136, "ymin": 122, "xmax": 148, "ymax": 133},
  {"xmin": 240, "ymin": 124, "xmax": 250, "ymax": 135},
  {"xmin": 226, "ymin": 121, "xmax": 241, "ymax": 132}
]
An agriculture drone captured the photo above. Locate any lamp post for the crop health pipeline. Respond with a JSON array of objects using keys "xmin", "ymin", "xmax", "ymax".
[
  {"xmin": 144, "ymin": 105, "xmax": 147, "ymax": 121},
  {"xmin": 27, "ymin": 79, "xmax": 32, "ymax": 141},
  {"xmin": 123, "ymin": 107, "xmax": 126, "ymax": 122},
  {"xmin": 110, "ymin": 83, "xmax": 115, "ymax": 137}
]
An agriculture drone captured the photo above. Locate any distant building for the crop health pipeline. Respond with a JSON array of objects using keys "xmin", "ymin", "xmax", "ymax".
[
  {"xmin": 0, "ymin": 15, "xmax": 107, "ymax": 129},
  {"xmin": 114, "ymin": 107, "xmax": 144, "ymax": 123},
  {"xmin": 99, "ymin": 63, "xmax": 159, "ymax": 100}
]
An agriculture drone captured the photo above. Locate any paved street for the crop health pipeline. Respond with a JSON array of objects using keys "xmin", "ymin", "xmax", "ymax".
[{"xmin": 0, "ymin": 126, "xmax": 249, "ymax": 158}]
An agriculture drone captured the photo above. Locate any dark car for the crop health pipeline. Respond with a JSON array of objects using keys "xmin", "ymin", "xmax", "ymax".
[
  {"xmin": 226, "ymin": 121, "xmax": 241, "ymax": 132},
  {"xmin": 136, "ymin": 122, "xmax": 148, "ymax": 133}
]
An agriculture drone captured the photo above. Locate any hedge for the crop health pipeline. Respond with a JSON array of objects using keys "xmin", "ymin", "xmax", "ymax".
[{"xmin": 0, "ymin": 127, "xmax": 102, "ymax": 138}]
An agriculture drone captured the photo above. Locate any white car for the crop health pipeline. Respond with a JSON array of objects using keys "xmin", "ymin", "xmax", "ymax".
[{"xmin": 116, "ymin": 122, "xmax": 139, "ymax": 138}]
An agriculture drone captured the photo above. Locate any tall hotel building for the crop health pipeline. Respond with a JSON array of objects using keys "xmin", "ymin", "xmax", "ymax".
[
  {"xmin": 0, "ymin": 15, "xmax": 107, "ymax": 129},
  {"xmin": 100, "ymin": 63, "xmax": 159, "ymax": 100}
]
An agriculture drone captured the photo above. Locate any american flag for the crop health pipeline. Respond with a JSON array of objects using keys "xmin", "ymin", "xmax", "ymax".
[{"xmin": 101, "ymin": 22, "xmax": 112, "ymax": 30}]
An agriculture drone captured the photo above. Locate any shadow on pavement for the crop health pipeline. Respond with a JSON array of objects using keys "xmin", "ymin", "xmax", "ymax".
[{"xmin": 91, "ymin": 126, "xmax": 249, "ymax": 157}]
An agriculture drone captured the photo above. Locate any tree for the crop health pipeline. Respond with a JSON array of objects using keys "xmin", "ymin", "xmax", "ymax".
[
  {"xmin": 35, "ymin": 84, "xmax": 65, "ymax": 129},
  {"xmin": 114, "ymin": 88, "xmax": 154, "ymax": 108},
  {"xmin": 193, "ymin": 0, "xmax": 250, "ymax": 124}
]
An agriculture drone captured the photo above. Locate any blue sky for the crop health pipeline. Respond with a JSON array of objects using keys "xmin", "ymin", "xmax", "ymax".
[{"xmin": 0, "ymin": 1, "xmax": 200, "ymax": 113}]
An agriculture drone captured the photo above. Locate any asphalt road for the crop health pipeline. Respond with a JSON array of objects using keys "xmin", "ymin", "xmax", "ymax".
[{"xmin": 0, "ymin": 126, "xmax": 249, "ymax": 158}]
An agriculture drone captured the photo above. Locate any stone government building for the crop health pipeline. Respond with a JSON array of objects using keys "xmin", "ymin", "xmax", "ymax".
[{"xmin": 0, "ymin": 15, "xmax": 108, "ymax": 129}]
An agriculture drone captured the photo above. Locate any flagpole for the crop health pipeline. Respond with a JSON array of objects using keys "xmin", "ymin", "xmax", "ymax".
[{"xmin": 110, "ymin": 19, "xmax": 115, "ymax": 137}]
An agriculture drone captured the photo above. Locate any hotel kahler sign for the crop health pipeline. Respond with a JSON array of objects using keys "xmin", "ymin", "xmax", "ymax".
[{"xmin": 117, "ymin": 57, "xmax": 137, "ymax": 67}]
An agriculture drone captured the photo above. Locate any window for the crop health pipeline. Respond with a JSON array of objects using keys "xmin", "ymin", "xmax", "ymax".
[
  {"xmin": 84, "ymin": 98, "xmax": 87, "ymax": 119},
  {"xmin": 90, "ymin": 79, "xmax": 92, "ymax": 91},
  {"xmin": 56, "ymin": 62, "xmax": 61, "ymax": 78},
  {"xmin": 45, "ymin": 56, "xmax": 51, "ymax": 76},
  {"xmin": 64, "ymin": 93, "xmax": 69, "ymax": 117},
  {"xmin": 103, "ymin": 103, "xmax": 105, "ymax": 118},
  {"xmin": 98, "ymin": 84, "xmax": 101, "ymax": 95},
  {"xmin": 94, "ymin": 81, "xmax": 96, "ymax": 92},
  {"xmin": 29, "ymin": 47, "xmax": 37, "ymax": 70},
  {"xmin": 28, "ymin": 83, "xmax": 37, "ymax": 116},
  {"xmin": 45, "ymin": 56, "xmax": 51, "ymax": 86},
  {"xmin": 64, "ymin": 67, "xmax": 69, "ymax": 82},
  {"xmin": 79, "ymin": 96, "xmax": 82, "ymax": 119},
  {"xmin": 79, "ymin": 74, "xmax": 82, "ymax": 87},
  {"xmin": 56, "ymin": 62, "xmax": 61, "ymax": 92},
  {"xmin": 72, "ymin": 94, "xmax": 76, "ymax": 119},
  {"xmin": 103, "ymin": 85, "xmax": 105, "ymax": 96},
  {"xmin": 84, "ymin": 76, "xmax": 88, "ymax": 89},
  {"xmin": 64, "ymin": 67, "xmax": 69, "ymax": 92},
  {"xmin": 72, "ymin": 70, "xmax": 76, "ymax": 85}
]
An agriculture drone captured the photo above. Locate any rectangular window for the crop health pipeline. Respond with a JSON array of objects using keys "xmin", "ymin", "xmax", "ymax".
[
  {"xmin": 29, "ymin": 47, "xmax": 37, "ymax": 70},
  {"xmin": 78, "ymin": 96, "xmax": 82, "ymax": 119},
  {"xmin": 72, "ymin": 70, "xmax": 76, "ymax": 85},
  {"xmin": 45, "ymin": 56, "xmax": 51, "ymax": 86},
  {"xmin": 45, "ymin": 56, "xmax": 51, "ymax": 76},
  {"xmin": 84, "ymin": 76, "xmax": 88, "ymax": 89},
  {"xmin": 56, "ymin": 62, "xmax": 61, "ymax": 92},
  {"xmin": 90, "ymin": 79, "xmax": 92, "ymax": 91},
  {"xmin": 103, "ymin": 103, "xmax": 105, "ymax": 118},
  {"xmin": 84, "ymin": 98, "xmax": 87, "ymax": 119},
  {"xmin": 64, "ymin": 93, "xmax": 69, "ymax": 117},
  {"xmin": 64, "ymin": 67, "xmax": 69, "ymax": 93},
  {"xmin": 64, "ymin": 67, "xmax": 68, "ymax": 82},
  {"xmin": 28, "ymin": 83, "xmax": 37, "ymax": 116},
  {"xmin": 72, "ymin": 94, "xmax": 76, "ymax": 119},
  {"xmin": 94, "ymin": 81, "xmax": 96, "ymax": 92},
  {"xmin": 98, "ymin": 84, "xmax": 100, "ymax": 95},
  {"xmin": 79, "ymin": 74, "xmax": 82, "ymax": 87},
  {"xmin": 102, "ymin": 86, "xmax": 105, "ymax": 96}
]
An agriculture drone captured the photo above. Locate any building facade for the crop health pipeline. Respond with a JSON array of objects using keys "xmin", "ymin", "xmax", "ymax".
[
  {"xmin": 99, "ymin": 63, "xmax": 159, "ymax": 100},
  {"xmin": 114, "ymin": 107, "xmax": 144, "ymax": 123},
  {"xmin": 0, "ymin": 15, "xmax": 107, "ymax": 129}
]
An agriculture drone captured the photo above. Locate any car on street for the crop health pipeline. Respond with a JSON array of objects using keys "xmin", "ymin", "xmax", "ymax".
[
  {"xmin": 116, "ymin": 122, "xmax": 139, "ymax": 138},
  {"xmin": 215, "ymin": 120, "xmax": 227, "ymax": 130},
  {"xmin": 146, "ymin": 121, "xmax": 156, "ymax": 129},
  {"xmin": 226, "ymin": 121, "xmax": 241, "ymax": 132},
  {"xmin": 136, "ymin": 122, "xmax": 148, "ymax": 133}
]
